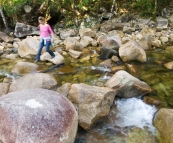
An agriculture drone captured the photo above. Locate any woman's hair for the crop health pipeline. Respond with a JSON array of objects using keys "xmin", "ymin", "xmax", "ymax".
[{"xmin": 38, "ymin": 16, "xmax": 45, "ymax": 21}]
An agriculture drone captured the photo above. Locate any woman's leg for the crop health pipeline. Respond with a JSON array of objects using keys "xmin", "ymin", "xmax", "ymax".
[
  {"xmin": 36, "ymin": 40, "xmax": 44, "ymax": 61},
  {"xmin": 45, "ymin": 40, "xmax": 55, "ymax": 58}
]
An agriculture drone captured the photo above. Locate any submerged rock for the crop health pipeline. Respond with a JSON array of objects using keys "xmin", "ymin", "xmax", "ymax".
[
  {"xmin": 105, "ymin": 70, "xmax": 152, "ymax": 98},
  {"xmin": 154, "ymin": 108, "xmax": 173, "ymax": 143},
  {"xmin": 68, "ymin": 83, "xmax": 116, "ymax": 130},
  {"xmin": 0, "ymin": 88, "xmax": 78, "ymax": 143}
]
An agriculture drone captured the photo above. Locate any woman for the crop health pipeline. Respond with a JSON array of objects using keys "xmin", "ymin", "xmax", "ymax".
[{"xmin": 35, "ymin": 16, "xmax": 55, "ymax": 63}]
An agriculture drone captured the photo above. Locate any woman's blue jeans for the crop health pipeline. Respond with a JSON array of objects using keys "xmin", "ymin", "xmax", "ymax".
[{"xmin": 36, "ymin": 39, "xmax": 55, "ymax": 61}]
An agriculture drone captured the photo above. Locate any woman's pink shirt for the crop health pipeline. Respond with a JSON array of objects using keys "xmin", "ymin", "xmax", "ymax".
[{"xmin": 39, "ymin": 24, "xmax": 53, "ymax": 38}]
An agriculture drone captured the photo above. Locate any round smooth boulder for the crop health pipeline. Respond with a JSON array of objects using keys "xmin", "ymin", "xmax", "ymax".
[{"xmin": 0, "ymin": 88, "xmax": 78, "ymax": 143}]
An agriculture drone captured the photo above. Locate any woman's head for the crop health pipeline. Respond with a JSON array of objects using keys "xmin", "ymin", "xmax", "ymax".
[{"xmin": 38, "ymin": 16, "xmax": 45, "ymax": 24}]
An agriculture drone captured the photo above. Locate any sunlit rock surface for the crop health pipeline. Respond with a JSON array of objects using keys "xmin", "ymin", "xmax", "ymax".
[
  {"xmin": 105, "ymin": 70, "xmax": 152, "ymax": 98},
  {"xmin": 68, "ymin": 83, "xmax": 116, "ymax": 130},
  {"xmin": 9, "ymin": 73, "xmax": 57, "ymax": 92}
]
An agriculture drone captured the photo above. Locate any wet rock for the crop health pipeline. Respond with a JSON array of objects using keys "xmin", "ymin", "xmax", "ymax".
[
  {"xmin": 98, "ymin": 47, "xmax": 118, "ymax": 59},
  {"xmin": 69, "ymin": 49, "xmax": 82, "ymax": 59},
  {"xmin": 105, "ymin": 70, "xmax": 152, "ymax": 98},
  {"xmin": 79, "ymin": 56, "xmax": 90, "ymax": 63},
  {"xmin": 0, "ymin": 31, "xmax": 13, "ymax": 43},
  {"xmin": 79, "ymin": 28, "xmax": 96, "ymax": 38},
  {"xmin": 98, "ymin": 30, "xmax": 122, "ymax": 50},
  {"xmin": 56, "ymin": 83, "xmax": 72, "ymax": 97},
  {"xmin": 57, "ymin": 66, "xmax": 76, "ymax": 74},
  {"xmin": 154, "ymin": 108, "xmax": 173, "ymax": 143},
  {"xmin": 0, "ymin": 83, "xmax": 10, "ymax": 96},
  {"xmin": 18, "ymin": 37, "xmax": 39, "ymax": 57},
  {"xmin": 60, "ymin": 29, "xmax": 77, "ymax": 40},
  {"xmin": 11, "ymin": 62, "xmax": 38, "ymax": 75},
  {"xmin": 68, "ymin": 83, "xmax": 116, "ymax": 130},
  {"xmin": 164, "ymin": 61, "xmax": 173, "ymax": 70},
  {"xmin": 64, "ymin": 37, "xmax": 83, "ymax": 51},
  {"xmin": 6, "ymin": 54, "xmax": 19, "ymax": 60},
  {"xmin": 143, "ymin": 96, "xmax": 161, "ymax": 106},
  {"xmin": 99, "ymin": 59, "xmax": 114, "ymax": 68},
  {"xmin": 156, "ymin": 17, "xmax": 168, "ymax": 31},
  {"xmin": 119, "ymin": 40, "xmax": 147, "ymax": 63},
  {"xmin": 111, "ymin": 66, "xmax": 126, "ymax": 73},
  {"xmin": 0, "ymin": 88, "xmax": 78, "ymax": 143},
  {"xmin": 14, "ymin": 22, "xmax": 39, "ymax": 38},
  {"xmin": 9, "ymin": 73, "xmax": 57, "ymax": 92}
]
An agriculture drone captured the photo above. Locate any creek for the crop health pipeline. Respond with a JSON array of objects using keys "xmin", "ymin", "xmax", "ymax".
[{"xmin": 0, "ymin": 46, "xmax": 173, "ymax": 143}]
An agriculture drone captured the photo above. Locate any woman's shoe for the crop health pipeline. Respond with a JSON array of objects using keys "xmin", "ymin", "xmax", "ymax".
[{"xmin": 34, "ymin": 60, "xmax": 40, "ymax": 63}]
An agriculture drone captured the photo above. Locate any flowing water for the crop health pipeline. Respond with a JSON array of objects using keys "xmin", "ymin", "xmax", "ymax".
[{"xmin": 0, "ymin": 47, "xmax": 173, "ymax": 142}]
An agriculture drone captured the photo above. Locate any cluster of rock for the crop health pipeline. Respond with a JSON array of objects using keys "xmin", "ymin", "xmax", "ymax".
[{"xmin": 0, "ymin": 13, "xmax": 173, "ymax": 142}]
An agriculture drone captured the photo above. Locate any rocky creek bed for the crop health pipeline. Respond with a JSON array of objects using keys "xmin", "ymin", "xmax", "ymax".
[{"xmin": 0, "ymin": 14, "xmax": 173, "ymax": 142}]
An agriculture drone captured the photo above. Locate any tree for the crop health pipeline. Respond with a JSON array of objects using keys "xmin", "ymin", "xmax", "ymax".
[{"xmin": 0, "ymin": 0, "xmax": 9, "ymax": 32}]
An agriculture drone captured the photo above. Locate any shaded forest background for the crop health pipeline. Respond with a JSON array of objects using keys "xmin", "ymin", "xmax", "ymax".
[{"xmin": 0, "ymin": 0, "xmax": 172, "ymax": 31}]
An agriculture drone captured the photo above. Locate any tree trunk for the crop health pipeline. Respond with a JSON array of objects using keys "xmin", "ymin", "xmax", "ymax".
[
  {"xmin": 0, "ymin": 6, "xmax": 9, "ymax": 31},
  {"xmin": 111, "ymin": 0, "xmax": 116, "ymax": 13}
]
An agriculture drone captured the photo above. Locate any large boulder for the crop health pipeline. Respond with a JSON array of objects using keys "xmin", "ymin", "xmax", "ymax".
[
  {"xmin": 119, "ymin": 40, "xmax": 147, "ymax": 63},
  {"xmin": 68, "ymin": 83, "xmax": 116, "ymax": 130},
  {"xmin": 0, "ymin": 83, "xmax": 10, "ymax": 96},
  {"xmin": 12, "ymin": 62, "xmax": 38, "ymax": 75},
  {"xmin": 98, "ymin": 30, "xmax": 122, "ymax": 50},
  {"xmin": 154, "ymin": 108, "xmax": 173, "ymax": 143},
  {"xmin": 105, "ymin": 70, "xmax": 152, "ymax": 98},
  {"xmin": 18, "ymin": 37, "xmax": 40, "ymax": 57},
  {"xmin": 0, "ymin": 88, "xmax": 78, "ymax": 143},
  {"xmin": 0, "ymin": 31, "xmax": 13, "ymax": 43},
  {"xmin": 9, "ymin": 73, "xmax": 57, "ymax": 92},
  {"xmin": 79, "ymin": 28, "xmax": 96, "ymax": 38},
  {"xmin": 14, "ymin": 22, "xmax": 39, "ymax": 38}
]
